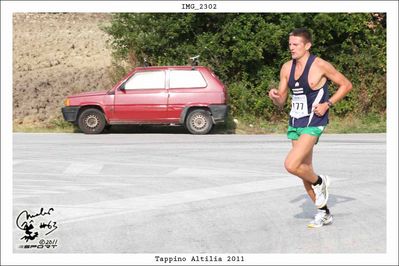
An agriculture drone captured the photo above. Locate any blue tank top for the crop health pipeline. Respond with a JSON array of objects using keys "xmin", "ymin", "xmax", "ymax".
[{"xmin": 288, "ymin": 54, "xmax": 329, "ymax": 127}]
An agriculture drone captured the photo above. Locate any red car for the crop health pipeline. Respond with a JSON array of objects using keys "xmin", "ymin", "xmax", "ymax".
[{"xmin": 62, "ymin": 66, "xmax": 228, "ymax": 134}]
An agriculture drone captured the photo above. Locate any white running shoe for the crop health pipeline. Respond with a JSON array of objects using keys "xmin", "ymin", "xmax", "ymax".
[
  {"xmin": 307, "ymin": 210, "xmax": 333, "ymax": 228},
  {"xmin": 312, "ymin": 175, "xmax": 330, "ymax": 208}
]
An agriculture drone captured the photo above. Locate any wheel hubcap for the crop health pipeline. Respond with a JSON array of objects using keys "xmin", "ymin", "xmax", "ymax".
[
  {"xmin": 85, "ymin": 115, "xmax": 99, "ymax": 128},
  {"xmin": 191, "ymin": 114, "xmax": 207, "ymax": 130}
]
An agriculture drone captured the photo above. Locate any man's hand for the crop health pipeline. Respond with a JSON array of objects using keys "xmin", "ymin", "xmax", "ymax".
[
  {"xmin": 269, "ymin": 89, "xmax": 282, "ymax": 106},
  {"xmin": 313, "ymin": 102, "xmax": 329, "ymax": 117}
]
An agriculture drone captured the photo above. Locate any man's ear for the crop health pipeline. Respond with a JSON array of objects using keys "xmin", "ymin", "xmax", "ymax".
[{"xmin": 305, "ymin": 42, "xmax": 312, "ymax": 51}]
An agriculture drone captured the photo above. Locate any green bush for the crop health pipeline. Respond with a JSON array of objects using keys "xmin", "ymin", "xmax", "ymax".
[{"xmin": 103, "ymin": 13, "xmax": 386, "ymax": 121}]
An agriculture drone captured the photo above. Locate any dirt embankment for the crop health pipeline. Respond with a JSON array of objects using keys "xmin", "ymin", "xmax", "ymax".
[{"xmin": 13, "ymin": 13, "xmax": 113, "ymax": 126}]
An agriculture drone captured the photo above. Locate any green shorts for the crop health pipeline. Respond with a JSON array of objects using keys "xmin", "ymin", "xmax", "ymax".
[{"xmin": 287, "ymin": 126, "xmax": 326, "ymax": 142}]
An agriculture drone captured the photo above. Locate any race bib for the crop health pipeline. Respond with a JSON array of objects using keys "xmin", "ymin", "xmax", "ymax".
[{"xmin": 290, "ymin": 94, "xmax": 309, "ymax": 119}]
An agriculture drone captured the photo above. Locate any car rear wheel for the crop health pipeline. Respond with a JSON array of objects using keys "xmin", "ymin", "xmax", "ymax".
[
  {"xmin": 185, "ymin": 109, "xmax": 213, "ymax": 135},
  {"xmin": 78, "ymin": 108, "xmax": 106, "ymax": 134}
]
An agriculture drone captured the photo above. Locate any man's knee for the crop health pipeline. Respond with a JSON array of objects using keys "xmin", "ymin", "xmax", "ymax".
[{"xmin": 284, "ymin": 158, "xmax": 300, "ymax": 175}]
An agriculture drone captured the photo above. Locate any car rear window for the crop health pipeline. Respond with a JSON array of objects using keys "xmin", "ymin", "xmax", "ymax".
[
  {"xmin": 170, "ymin": 70, "xmax": 207, "ymax": 89},
  {"xmin": 125, "ymin": 71, "xmax": 165, "ymax": 90}
]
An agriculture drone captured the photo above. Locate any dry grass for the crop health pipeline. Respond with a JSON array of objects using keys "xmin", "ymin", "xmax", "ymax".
[{"xmin": 12, "ymin": 113, "xmax": 385, "ymax": 134}]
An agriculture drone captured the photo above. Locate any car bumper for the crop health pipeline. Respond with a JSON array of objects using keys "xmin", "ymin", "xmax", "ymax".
[
  {"xmin": 61, "ymin": 106, "xmax": 80, "ymax": 122},
  {"xmin": 209, "ymin": 104, "xmax": 228, "ymax": 124}
]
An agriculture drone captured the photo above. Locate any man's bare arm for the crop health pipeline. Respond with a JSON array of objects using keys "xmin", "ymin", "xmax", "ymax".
[
  {"xmin": 321, "ymin": 59, "xmax": 353, "ymax": 105},
  {"xmin": 269, "ymin": 62, "xmax": 290, "ymax": 107},
  {"xmin": 313, "ymin": 59, "xmax": 353, "ymax": 117}
]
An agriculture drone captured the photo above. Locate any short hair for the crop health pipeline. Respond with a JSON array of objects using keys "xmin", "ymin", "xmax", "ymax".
[{"xmin": 289, "ymin": 28, "xmax": 312, "ymax": 43}]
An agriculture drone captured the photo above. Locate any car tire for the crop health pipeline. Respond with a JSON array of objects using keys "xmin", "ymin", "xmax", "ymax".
[
  {"xmin": 78, "ymin": 108, "xmax": 106, "ymax": 134},
  {"xmin": 185, "ymin": 109, "xmax": 213, "ymax": 135}
]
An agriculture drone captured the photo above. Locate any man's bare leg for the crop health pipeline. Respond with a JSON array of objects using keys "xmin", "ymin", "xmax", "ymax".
[
  {"xmin": 285, "ymin": 134, "xmax": 329, "ymax": 208},
  {"xmin": 284, "ymin": 134, "xmax": 319, "ymax": 184},
  {"xmin": 291, "ymin": 139, "xmax": 316, "ymax": 203},
  {"xmin": 289, "ymin": 136, "xmax": 332, "ymax": 227}
]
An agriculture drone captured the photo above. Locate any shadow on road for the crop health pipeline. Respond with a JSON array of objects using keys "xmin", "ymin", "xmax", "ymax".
[
  {"xmin": 290, "ymin": 193, "xmax": 356, "ymax": 219},
  {"xmin": 73, "ymin": 124, "xmax": 235, "ymax": 134}
]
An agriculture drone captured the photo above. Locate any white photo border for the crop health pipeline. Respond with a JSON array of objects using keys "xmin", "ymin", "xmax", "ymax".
[{"xmin": 1, "ymin": 1, "xmax": 398, "ymax": 265}]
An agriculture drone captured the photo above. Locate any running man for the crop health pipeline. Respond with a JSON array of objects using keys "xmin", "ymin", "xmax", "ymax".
[{"xmin": 269, "ymin": 28, "xmax": 352, "ymax": 228}]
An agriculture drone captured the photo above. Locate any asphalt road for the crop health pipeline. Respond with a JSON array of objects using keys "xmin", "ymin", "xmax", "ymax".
[{"xmin": 13, "ymin": 133, "xmax": 386, "ymax": 253}]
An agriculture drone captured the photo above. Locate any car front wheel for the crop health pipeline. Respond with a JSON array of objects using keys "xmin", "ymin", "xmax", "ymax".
[
  {"xmin": 185, "ymin": 109, "xmax": 213, "ymax": 135},
  {"xmin": 78, "ymin": 108, "xmax": 106, "ymax": 134}
]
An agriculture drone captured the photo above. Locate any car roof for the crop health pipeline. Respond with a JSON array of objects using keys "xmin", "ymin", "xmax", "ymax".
[{"xmin": 134, "ymin": 66, "xmax": 209, "ymax": 71}]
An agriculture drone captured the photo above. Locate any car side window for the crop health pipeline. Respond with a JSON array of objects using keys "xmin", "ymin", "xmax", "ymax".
[
  {"xmin": 170, "ymin": 70, "xmax": 207, "ymax": 89},
  {"xmin": 124, "ymin": 71, "xmax": 165, "ymax": 90}
]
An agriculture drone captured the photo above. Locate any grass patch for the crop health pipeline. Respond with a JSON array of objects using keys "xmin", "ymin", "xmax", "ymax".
[
  {"xmin": 13, "ymin": 119, "xmax": 77, "ymax": 133},
  {"xmin": 229, "ymin": 113, "xmax": 386, "ymax": 134},
  {"xmin": 326, "ymin": 113, "xmax": 386, "ymax": 134},
  {"xmin": 229, "ymin": 118, "xmax": 288, "ymax": 135},
  {"xmin": 12, "ymin": 114, "xmax": 385, "ymax": 134}
]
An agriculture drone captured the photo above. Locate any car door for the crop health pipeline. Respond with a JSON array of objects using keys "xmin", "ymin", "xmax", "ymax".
[
  {"xmin": 112, "ymin": 70, "xmax": 168, "ymax": 123},
  {"xmin": 167, "ymin": 69, "xmax": 208, "ymax": 120}
]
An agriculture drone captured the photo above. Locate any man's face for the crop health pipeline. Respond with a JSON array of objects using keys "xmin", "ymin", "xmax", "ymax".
[{"xmin": 289, "ymin": 36, "xmax": 311, "ymax": 59}]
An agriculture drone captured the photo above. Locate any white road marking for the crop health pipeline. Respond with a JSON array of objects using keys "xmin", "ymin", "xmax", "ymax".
[
  {"xmin": 14, "ymin": 165, "xmax": 285, "ymax": 179},
  {"xmin": 14, "ymin": 189, "xmax": 61, "ymax": 194},
  {"xmin": 14, "ymin": 176, "xmax": 345, "ymax": 224},
  {"xmin": 62, "ymin": 162, "xmax": 103, "ymax": 176},
  {"xmin": 165, "ymin": 167, "xmax": 287, "ymax": 178},
  {"xmin": 13, "ymin": 179, "xmax": 131, "ymax": 199},
  {"xmin": 13, "ymin": 160, "xmax": 23, "ymax": 166},
  {"xmin": 13, "ymin": 185, "xmax": 99, "ymax": 198},
  {"xmin": 13, "ymin": 179, "xmax": 71, "ymax": 183},
  {"xmin": 14, "ymin": 195, "xmax": 37, "ymax": 199}
]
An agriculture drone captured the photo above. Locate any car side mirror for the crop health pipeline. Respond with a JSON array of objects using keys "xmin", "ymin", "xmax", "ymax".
[{"xmin": 119, "ymin": 83, "xmax": 126, "ymax": 91}]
